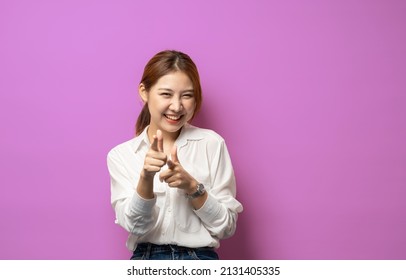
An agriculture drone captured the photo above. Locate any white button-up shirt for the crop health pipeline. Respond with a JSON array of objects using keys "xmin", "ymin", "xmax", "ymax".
[{"xmin": 107, "ymin": 124, "xmax": 243, "ymax": 251}]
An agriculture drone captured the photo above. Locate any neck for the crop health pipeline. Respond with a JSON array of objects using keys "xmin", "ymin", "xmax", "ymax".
[{"xmin": 147, "ymin": 125, "xmax": 182, "ymax": 145}]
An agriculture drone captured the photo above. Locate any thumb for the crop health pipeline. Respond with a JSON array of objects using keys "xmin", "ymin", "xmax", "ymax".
[
  {"xmin": 171, "ymin": 145, "xmax": 179, "ymax": 163},
  {"xmin": 167, "ymin": 159, "xmax": 176, "ymax": 170}
]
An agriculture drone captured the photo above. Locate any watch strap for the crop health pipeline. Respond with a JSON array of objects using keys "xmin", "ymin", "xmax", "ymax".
[{"xmin": 186, "ymin": 183, "xmax": 206, "ymax": 199}]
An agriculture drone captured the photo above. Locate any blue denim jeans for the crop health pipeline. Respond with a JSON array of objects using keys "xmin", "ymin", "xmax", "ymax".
[{"xmin": 130, "ymin": 243, "xmax": 219, "ymax": 260}]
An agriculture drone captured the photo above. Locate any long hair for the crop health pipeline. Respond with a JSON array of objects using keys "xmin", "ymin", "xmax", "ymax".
[{"xmin": 135, "ymin": 50, "xmax": 202, "ymax": 135}]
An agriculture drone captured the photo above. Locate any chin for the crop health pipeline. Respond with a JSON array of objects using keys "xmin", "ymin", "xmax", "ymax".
[{"xmin": 160, "ymin": 123, "xmax": 184, "ymax": 133}]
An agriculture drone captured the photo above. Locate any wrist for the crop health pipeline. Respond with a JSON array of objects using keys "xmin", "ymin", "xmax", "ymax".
[
  {"xmin": 185, "ymin": 182, "xmax": 206, "ymax": 199},
  {"xmin": 185, "ymin": 180, "xmax": 199, "ymax": 195},
  {"xmin": 137, "ymin": 174, "xmax": 154, "ymax": 199},
  {"xmin": 140, "ymin": 170, "xmax": 155, "ymax": 181}
]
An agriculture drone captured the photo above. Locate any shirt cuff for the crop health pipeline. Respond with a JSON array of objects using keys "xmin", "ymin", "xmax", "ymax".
[
  {"xmin": 129, "ymin": 191, "xmax": 157, "ymax": 215},
  {"xmin": 193, "ymin": 193, "xmax": 224, "ymax": 223}
]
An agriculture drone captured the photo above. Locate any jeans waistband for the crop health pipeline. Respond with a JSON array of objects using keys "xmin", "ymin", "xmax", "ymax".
[{"xmin": 136, "ymin": 243, "xmax": 214, "ymax": 253}]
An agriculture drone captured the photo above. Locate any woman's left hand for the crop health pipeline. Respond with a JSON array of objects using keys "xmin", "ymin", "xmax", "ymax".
[{"xmin": 159, "ymin": 145, "xmax": 198, "ymax": 194}]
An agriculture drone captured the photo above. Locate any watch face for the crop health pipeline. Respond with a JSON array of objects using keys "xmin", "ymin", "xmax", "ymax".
[
  {"xmin": 197, "ymin": 184, "xmax": 205, "ymax": 194},
  {"xmin": 187, "ymin": 184, "xmax": 206, "ymax": 199}
]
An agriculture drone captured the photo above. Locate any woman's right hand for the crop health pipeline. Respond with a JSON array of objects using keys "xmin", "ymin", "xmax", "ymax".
[{"xmin": 141, "ymin": 129, "xmax": 167, "ymax": 180}]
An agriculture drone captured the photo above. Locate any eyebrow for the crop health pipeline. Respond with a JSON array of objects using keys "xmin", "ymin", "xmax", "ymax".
[{"xmin": 158, "ymin": 88, "xmax": 194, "ymax": 93}]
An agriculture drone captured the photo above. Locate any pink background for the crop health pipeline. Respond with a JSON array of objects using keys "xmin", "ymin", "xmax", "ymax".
[{"xmin": 1, "ymin": 0, "xmax": 405, "ymax": 260}]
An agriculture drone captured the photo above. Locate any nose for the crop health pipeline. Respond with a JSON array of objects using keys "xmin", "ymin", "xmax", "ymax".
[{"xmin": 169, "ymin": 97, "xmax": 183, "ymax": 112}]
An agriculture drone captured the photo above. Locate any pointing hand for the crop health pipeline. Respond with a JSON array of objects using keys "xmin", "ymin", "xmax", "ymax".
[
  {"xmin": 142, "ymin": 129, "xmax": 167, "ymax": 179},
  {"xmin": 159, "ymin": 145, "xmax": 198, "ymax": 192}
]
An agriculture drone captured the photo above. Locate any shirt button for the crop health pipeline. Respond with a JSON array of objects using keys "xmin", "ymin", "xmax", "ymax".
[{"xmin": 168, "ymin": 208, "xmax": 172, "ymax": 212}]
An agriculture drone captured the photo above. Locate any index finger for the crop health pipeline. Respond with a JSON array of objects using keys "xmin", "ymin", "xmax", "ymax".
[
  {"xmin": 150, "ymin": 135, "xmax": 158, "ymax": 151},
  {"xmin": 171, "ymin": 145, "xmax": 179, "ymax": 163},
  {"xmin": 157, "ymin": 129, "xmax": 163, "ymax": 152}
]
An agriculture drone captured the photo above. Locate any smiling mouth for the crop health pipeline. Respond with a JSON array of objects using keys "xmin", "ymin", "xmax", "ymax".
[{"xmin": 164, "ymin": 114, "xmax": 183, "ymax": 121}]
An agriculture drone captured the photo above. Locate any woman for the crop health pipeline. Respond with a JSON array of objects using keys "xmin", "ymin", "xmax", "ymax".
[{"xmin": 107, "ymin": 50, "xmax": 243, "ymax": 260}]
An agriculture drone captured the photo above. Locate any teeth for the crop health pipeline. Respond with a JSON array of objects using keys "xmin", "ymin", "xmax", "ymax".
[{"xmin": 165, "ymin": 115, "xmax": 181, "ymax": 121}]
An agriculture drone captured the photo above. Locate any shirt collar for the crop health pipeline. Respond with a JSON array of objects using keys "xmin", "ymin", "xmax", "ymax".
[
  {"xmin": 131, "ymin": 123, "xmax": 204, "ymax": 153},
  {"xmin": 175, "ymin": 123, "xmax": 205, "ymax": 148},
  {"xmin": 130, "ymin": 126, "xmax": 151, "ymax": 153}
]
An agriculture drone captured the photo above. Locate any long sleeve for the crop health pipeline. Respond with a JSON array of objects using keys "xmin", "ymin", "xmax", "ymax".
[
  {"xmin": 107, "ymin": 148, "xmax": 158, "ymax": 236},
  {"xmin": 193, "ymin": 140, "xmax": 243, "ymax": 239}
]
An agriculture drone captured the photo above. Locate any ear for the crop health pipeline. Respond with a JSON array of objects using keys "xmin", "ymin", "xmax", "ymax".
[{"xmin": 139, "ymin": 83, "xmax": 148, "ymax": 103}]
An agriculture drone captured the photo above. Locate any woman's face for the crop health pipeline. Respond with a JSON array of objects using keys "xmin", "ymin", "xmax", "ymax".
[{"xmin": 140, "ymin": 71, "xmax": 196, "ymax": 137}]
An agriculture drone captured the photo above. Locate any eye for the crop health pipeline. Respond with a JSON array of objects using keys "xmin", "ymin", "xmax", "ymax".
[
  {"xmin": 160, "ymin": 92, "xmax": 171, "ymax": 97},
  {"xmin": 182, "ymin": 93, "xmax": 194, "ymax": 99}
]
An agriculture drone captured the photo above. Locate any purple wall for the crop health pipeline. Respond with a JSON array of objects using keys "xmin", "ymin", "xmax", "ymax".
[{"xmin": 1, "ymin": 0, "xmax": 405, "ymax": 259}]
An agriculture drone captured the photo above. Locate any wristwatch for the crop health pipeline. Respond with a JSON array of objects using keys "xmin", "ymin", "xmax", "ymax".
[{"xmin": 186, "ymin": 183, "xmax": 206, "ymax": 199}]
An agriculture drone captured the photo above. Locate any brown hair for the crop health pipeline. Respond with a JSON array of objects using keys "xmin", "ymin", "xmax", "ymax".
[{"xmin": 135, "ymin": 50, "xmax": 202, "ymax": 135}]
